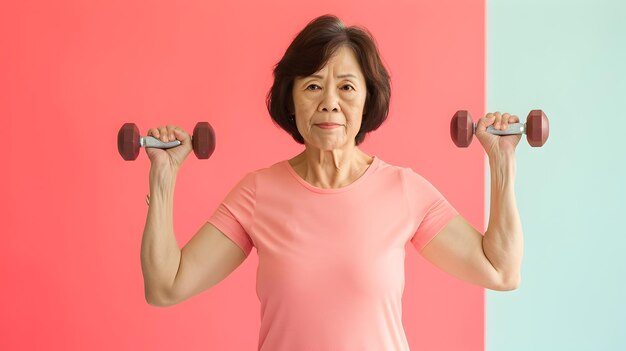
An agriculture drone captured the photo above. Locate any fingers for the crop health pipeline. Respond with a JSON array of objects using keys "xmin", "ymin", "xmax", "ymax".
[
  {"xmin": 476, "ymin": 112, "xmax": 519, "ymax": 131},
  {"xmin": 147, "ymin": 125, "xmax": 190, "ymax": 143},
  {"xmin": 476, "ymin": 112, "xmax": 496, "ymax": 132}
]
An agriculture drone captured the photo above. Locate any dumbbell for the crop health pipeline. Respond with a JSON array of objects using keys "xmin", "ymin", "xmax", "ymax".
[
  {"xmin": 450, "ymin": 110, "xmax": 549, "ymax": 148},
  {"xmin": 117, "ymin": 122, "xmax": 216, "ymax": 160}
]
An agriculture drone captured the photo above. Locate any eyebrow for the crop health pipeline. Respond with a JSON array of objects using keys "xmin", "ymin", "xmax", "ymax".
[{"xmin": 309, "ymin": 74, "xmax": 358, "ymax": 79}]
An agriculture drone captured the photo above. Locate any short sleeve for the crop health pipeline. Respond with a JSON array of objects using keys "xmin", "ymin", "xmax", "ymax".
[
  {"xmin": 207, "ymin": 172, "xmax": 256, "ymax": 256},
  {"xmin": 402, "ymin": 168, "xmax": 459, "ymax": 252}
]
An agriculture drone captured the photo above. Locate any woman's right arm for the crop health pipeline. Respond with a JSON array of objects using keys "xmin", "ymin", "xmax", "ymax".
[
  {"xmin": 140, "ymin": 168, "xmax": 181, "ymax": 306},
  {"xmin": 140, "ymin": 126, "xmax": 247, "ymax": 307}
]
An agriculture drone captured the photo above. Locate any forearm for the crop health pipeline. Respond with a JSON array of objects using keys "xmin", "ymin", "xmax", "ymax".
[
  {"xmin": 140, "ymin": 168, "xmax": 182, "ymax": 304},
  {"xmin": 483, "ymin": 152, "xmax": 524, "ymax": 288}
]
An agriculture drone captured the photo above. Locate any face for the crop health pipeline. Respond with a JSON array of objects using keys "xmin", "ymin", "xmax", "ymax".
[{"xmin": 292, "ymin": 46, "xmax": 367, "ymax": 151}]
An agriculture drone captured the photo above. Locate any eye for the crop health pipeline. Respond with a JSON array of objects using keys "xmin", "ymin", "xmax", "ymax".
[
  {"xmin": 306, "ymin": 84, "xmax": 321, "ymax": 91},
  {"xmin": 341, "ymin": 84, "xmax": 355, "ymax": 91}
]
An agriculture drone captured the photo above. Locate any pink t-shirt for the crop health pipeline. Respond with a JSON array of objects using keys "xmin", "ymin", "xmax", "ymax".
[{"xmin": 208, "ymin": 156, "xmax": 458, "ymax": 351}]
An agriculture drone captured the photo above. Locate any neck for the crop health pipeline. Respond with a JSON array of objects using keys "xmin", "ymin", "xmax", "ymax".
[{"xmin": 289, "ymin": 145, "xmax": 373, "ymax": 189}]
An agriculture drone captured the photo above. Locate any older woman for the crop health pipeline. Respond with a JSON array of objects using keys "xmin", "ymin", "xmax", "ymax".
[{"xmin": 140, "ymin": 15, "xmax": 523, "ymax": 351}]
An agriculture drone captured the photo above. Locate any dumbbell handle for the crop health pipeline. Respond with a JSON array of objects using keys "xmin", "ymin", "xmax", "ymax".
[
  {"xmin": 483, "ymin": 123, "xmax": 525, "ymax": 136},
  {"xmin": 140, "ymin": 136, "xmax": 182, "ymax": 149}
]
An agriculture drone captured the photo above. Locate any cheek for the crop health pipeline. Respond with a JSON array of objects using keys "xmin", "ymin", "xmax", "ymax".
[
  {"xmin": 346, "ymin": 92, "xmax": 366, "ymax": 113},
  {"xmin": 348, "ymin": 118, "xmax": 362, "ymax": 133},
  {"xmin": 346, "ymin": 101, "xmax": 365, "ymax": 127},
  {"xmin": 294, "ymin": 98, "xmax": 316, "ymax": 116}
]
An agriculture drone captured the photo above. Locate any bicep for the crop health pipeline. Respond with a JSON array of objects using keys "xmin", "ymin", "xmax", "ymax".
[
  {"xmin": 169, "ymin": 222, "xmax": 247, "ymax": 305},
  {"xmin": 419, "ymin": 215, "xmax": 503, "ymax": 290}
]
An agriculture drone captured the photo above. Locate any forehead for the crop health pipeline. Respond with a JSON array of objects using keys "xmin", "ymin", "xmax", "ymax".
[{"xmin": 312, "ymin": 46, "xmax": 364, "ymax": 78}]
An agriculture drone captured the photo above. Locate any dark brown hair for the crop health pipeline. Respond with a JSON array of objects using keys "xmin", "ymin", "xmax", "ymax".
[{"xmin": 266, "ymin": 15, "xmax": 391, "ymax": 145}]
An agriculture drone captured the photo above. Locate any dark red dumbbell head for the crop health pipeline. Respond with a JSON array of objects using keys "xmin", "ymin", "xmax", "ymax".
[
  {"xmin": 450, "ymin": 110, "xmax": 474, "ymax": 147},
  {"xmin": 118, "ymin": 123, "xmax": 141, "ymax": 160},
  {"xmin": 526, "ymin": 110, "xmax": 549, "ymax": 147},
  {"xmin": 192, "ymin": 122, "xmax": 216, "ymax": 159}
]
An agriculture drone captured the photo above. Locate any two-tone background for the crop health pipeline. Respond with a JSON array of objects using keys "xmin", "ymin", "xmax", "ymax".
[{"xmin": 2, "ymin": 0, "xmax": 624, "ymax": 350}]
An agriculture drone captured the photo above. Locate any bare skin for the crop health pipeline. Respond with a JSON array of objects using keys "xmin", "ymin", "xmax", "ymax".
[
  {"xmin": 421, "ymin": 111, "xmax": 524, "ymax": 291},
  {"xmin": 140, "ymin": 125, "xmax": 248, "ymax": 306},
  {"xmin": 288, "ymin": 46, "xmax": 373, "ymax": 189}
]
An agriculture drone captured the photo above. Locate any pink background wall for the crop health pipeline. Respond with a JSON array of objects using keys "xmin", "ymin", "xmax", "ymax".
[{"xmin": 1, "ymin": 0, "xmax": 485, "ymax": 349}]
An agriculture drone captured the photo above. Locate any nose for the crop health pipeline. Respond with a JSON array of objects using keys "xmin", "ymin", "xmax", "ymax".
[{"xmin": 318, "ymin": 88, "xmax": 340, "ymax": 113}]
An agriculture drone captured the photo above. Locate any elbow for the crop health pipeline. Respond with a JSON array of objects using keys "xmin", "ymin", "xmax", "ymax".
[
  {"xmin": 145, "ymin": 289, "xmax": 176, "ymax": 307},
  {"xmin": 492, "ymin": 273, "xmax": 521, "ymax": 291},
  {"xmin": 146, "ymin": 297, "xmax": 170, "ymax": 307}
]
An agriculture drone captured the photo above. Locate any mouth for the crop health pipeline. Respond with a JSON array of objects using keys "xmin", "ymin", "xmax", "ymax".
[{"xmin": 315, "ymin": 123, "xmax": 342, "ymax": 129}]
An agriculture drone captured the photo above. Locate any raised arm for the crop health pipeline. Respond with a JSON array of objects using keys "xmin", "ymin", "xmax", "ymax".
[
  {"xmin": 420, "ymin": 112, "xmax": 523, "ymax": 291},
  {"xmin": 140, "ymin": 125, "xmax": 248, "ymax": 306}
]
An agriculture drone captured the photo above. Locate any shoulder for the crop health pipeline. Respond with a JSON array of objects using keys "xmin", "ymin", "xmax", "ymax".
[
  {"xmin": 374, "ymin": 158, "xmax": 429, "ymax": 185},
  {"xmin": 233, "ymin": 160, "xmax": 289, "ymax": 188},
  {"xmin": 375, "ymin": 159, "xmax": 443, "ymax": 201}
]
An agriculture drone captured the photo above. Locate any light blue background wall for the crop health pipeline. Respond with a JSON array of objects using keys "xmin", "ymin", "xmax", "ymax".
[{"xmin": 487, "ymin": 0, "xmax": 626, "ymax": 350}]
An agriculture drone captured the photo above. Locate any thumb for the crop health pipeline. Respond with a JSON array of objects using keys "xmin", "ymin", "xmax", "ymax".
[{"xmin": 475, "ymin": 114, "xmax": 496, "ymax": 133}]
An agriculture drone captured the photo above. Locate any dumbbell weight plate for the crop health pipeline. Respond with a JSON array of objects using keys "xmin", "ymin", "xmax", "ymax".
[
  {"xmin": 118, "ymin": 123, "xmax": 141, "ymax": 160},
  {"xmin": 526, "ymin": 110, "xmax": 549, "ymax": 147},
  {"xmin": 450, "ymin": 110, "xmax": 474, "ymax": 148},
  {"xmin": 192, "ymin": 122, "xmax": 216, "ymax": 159}
]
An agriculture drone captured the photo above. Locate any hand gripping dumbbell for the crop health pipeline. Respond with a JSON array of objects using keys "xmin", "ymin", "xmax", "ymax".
[
  {"xmin": 450, "ymin": 110, "xmax": 549, "ymax": 148},
  {"xmin": 117, "ymin": 122, "xmax": 216, "ymax": 160}
]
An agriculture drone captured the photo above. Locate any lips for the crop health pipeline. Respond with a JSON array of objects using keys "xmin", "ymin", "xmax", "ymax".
[{"xmin": 315, "ymin": 123, "xmax": 342, "ymax": 129}]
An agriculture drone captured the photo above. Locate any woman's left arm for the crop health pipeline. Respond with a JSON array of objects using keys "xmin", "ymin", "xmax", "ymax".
[{"xmin": 420, "ymin": 112, "xmax": 523, "ymax": 291}]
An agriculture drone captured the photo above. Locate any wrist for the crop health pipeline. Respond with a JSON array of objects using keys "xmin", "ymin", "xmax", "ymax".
[
  {"xmin": 488, "ymin": 149, "xmax": 516, "ymax": 165},
  {"xmin": 488, "ymin": 152, "xmax": 516, "ymax": 190},
  {"xmin": 149, "ymin": 167, "xmax": 178, "ymax": 193}
]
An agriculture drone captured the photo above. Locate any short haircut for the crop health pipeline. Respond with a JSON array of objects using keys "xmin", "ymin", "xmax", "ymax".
[{"xmin": 266, "ymin": 15, "xmax": 391, "ymax": 145}]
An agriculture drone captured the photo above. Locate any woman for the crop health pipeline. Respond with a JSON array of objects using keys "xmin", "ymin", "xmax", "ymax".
[{"xmin": 140, "ymin": 15, "xmax": 523, "ymax": 350}]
